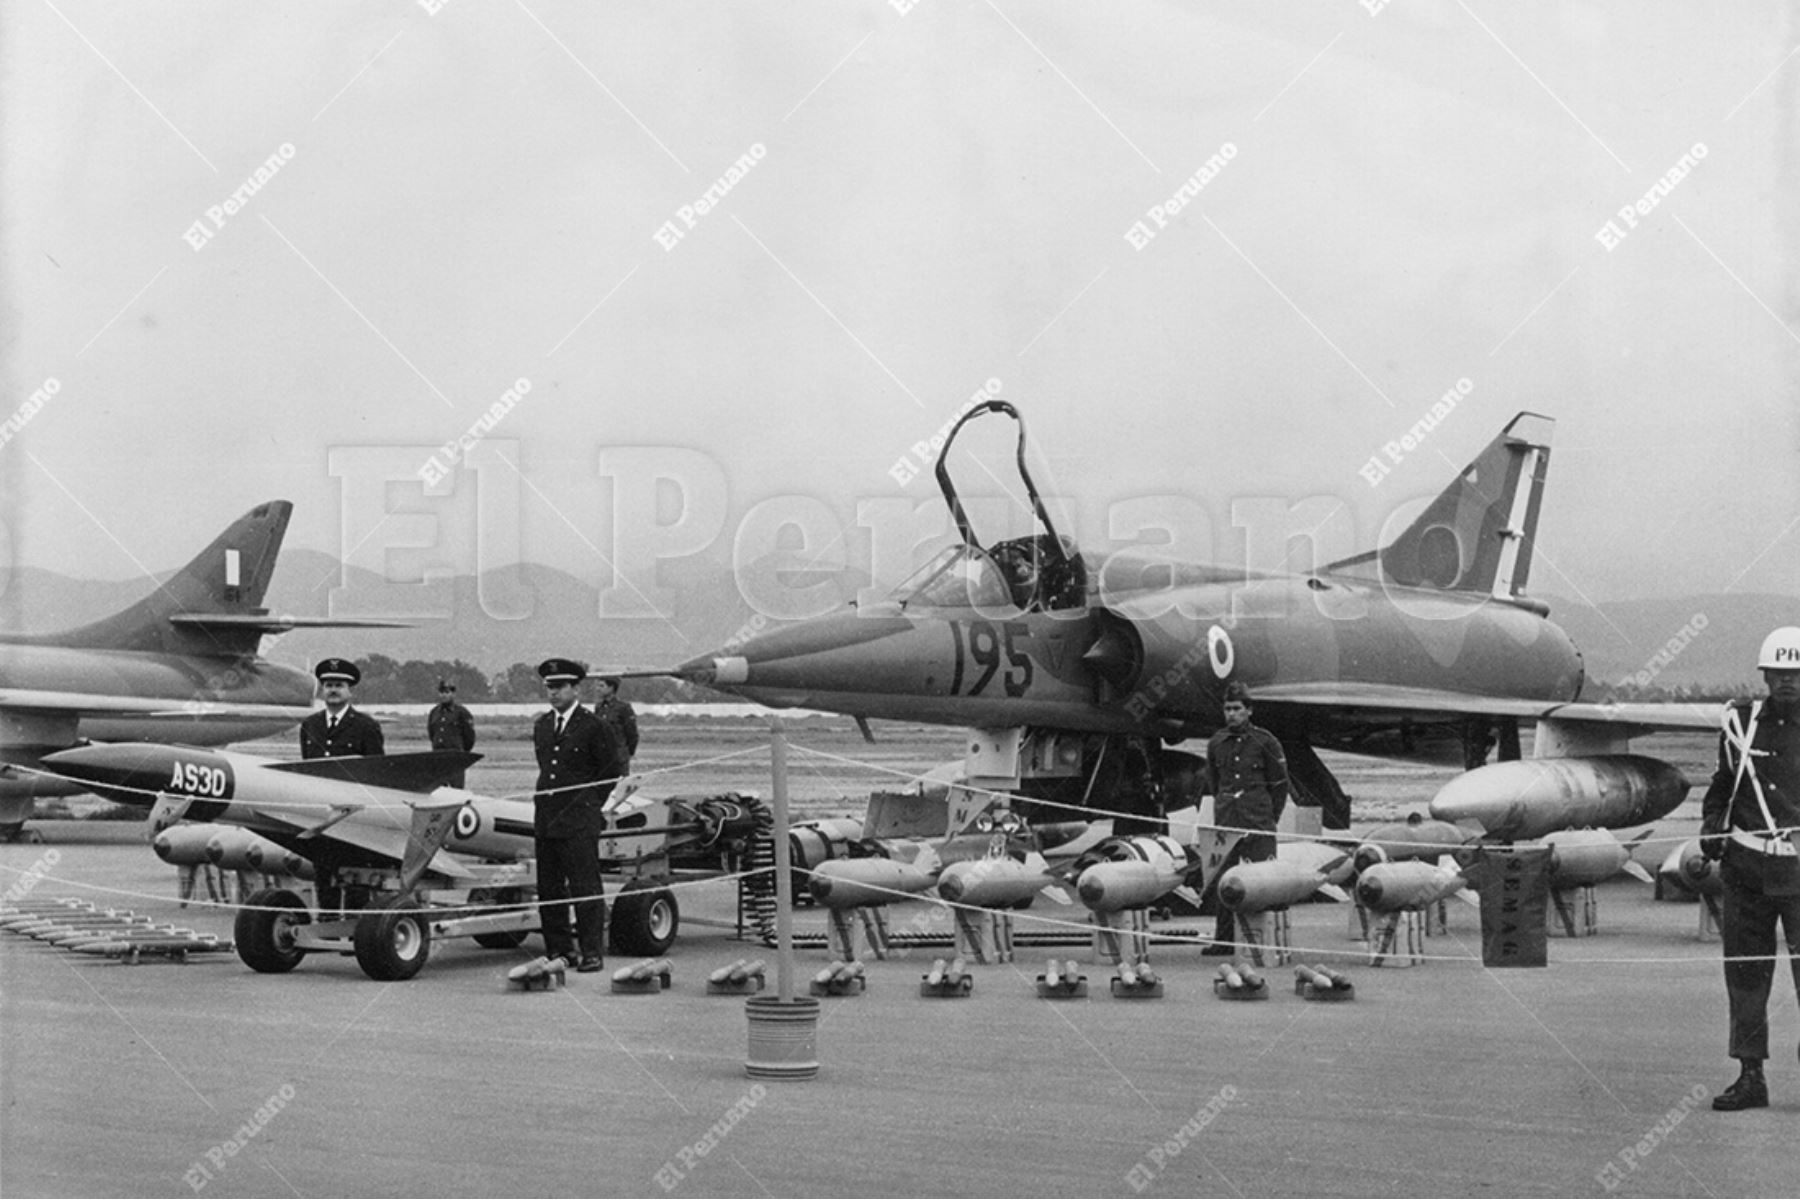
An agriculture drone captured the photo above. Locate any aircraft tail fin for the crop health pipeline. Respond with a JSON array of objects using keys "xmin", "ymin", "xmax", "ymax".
[
  {"xmin": 47, "ymin": 501, "xmax": 295, "ymax": 657},
  {"xmin": 1331, "ymin": 412, "xmax": 1554, "ymax": 601}
]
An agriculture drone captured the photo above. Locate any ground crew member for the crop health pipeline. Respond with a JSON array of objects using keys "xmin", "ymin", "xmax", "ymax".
[
  {"xmin": 1700, "ymin": 626, "xmax": 1800, "ymax": 1111},
  {"xmin": 427, "ymin": 678, "xmax": 477, "ymax": 786},
  {"xmin": 594, "ymin": 675, "xmax": 638, "ymax": 775},
  {"xmin": 1202, "ymin": 681, "xmax": 1289, "ymax": 954},
  {"xmin": 298, "ymin": 659, "xmax": 385, "ymax": 759},
  {"xmin": 532, "ymin": 658, "xmax": 622, "ymax": 974}
]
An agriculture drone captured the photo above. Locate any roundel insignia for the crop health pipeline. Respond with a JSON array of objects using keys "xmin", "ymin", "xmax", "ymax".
[
  {"xmin": 453, "ymin": 804, "xmax": 480, "ymax": 841},
  {"xmin": 1207, "ymin": 625, "xmax": 1234, "ymax": 679}
]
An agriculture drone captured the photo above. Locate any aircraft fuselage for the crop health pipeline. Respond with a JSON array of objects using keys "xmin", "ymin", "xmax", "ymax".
[{"xmin": 687, "ymin": 569, "xmax": 1586, "ymax": 742}]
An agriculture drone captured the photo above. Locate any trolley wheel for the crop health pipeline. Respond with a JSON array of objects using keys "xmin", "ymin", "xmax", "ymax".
[
  {"xmin": 352, "ymin": 895, "xmax": 432, "ymax": 981},
  {"xmin": 235, "ymin": 888, "xmax": 310, "ymax": 974},
  {"xmin": 609, "ymin": 882, "xmax": 679, "ymax": 956}
]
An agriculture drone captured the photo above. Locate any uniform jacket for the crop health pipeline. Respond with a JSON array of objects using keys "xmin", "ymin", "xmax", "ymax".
[
  {"xmin": 532, "ymin": 703, "xmax": 623, "ymax": 840},
  {"xmin": 299, "ymin": 707, "xmax": 386, "ymax": 759},
  {"xmin": 596, "ymin": 696, "xmax": 639, "ymax": 759},
  {"xmin": 428, "ymin": 700, "xmax": 477, "ymax": 752},
  {"xmin": 1206, "ymin": 723, "xmax": 1289, "ymax": 833},
  {"xmin": 1701, "ymin": 697, "xmax": 1800, "ymax": 894}
]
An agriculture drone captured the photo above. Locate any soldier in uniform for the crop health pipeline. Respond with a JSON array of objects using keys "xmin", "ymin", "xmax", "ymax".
[
  {"xmin": 426, "ymin": 678, "xmax": 477, "ymax": 786},
  {"xmin": 299, "ymin": 659, "xmax": 385, "ymax": 759},
  {"xmin": 532, "ymin": 658, "xmax": 623, "ymax": 974},
  {"xmin": 593, "ymin": 675, "xmax": 639, "ymax": 776},
  {"xmin": 1700, "ymin": 626, "xmax": 1800, "ymax": 1111},
  {"xmin": 1201, "ymin": 681, "xmax": 1289, "ymax": 954}
]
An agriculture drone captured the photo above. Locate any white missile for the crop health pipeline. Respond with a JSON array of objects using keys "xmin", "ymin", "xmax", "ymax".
[
  {"xmin": 1075, "ymin": 860, "xmax": 1180, "ymax": 912},
  {"xmin": 1429, "ymin": 755, "xmax": 1688, "ymax": 841},
  {"xmin": 808, "ymin": 857, "xmax": 937, "ymax": 908},
  {"xmin": 1355, "ymin": 860, "xmax": 1467, "ymax": 913},
  {"xmin": 153, "ymin": 823, "xmax": 317, "ymax": 880},
  {"xmin": 1216, "ymin": 859, "xmax": 1349, "ymax": 914},
  {"xmin": 1073, "ymin": 835, "xmax": 1198, "ymax": 913},
  {"xmin": 1543, "ymin": 829, "xmax": 1654, "ymax": 889},
  {"xmin": 936, "ymin": 856, "xmax": 1054, "ymax": 909},
  {"xmin": 1352, "ymin": 814, "xmax": 1469, "ymax": 872}
]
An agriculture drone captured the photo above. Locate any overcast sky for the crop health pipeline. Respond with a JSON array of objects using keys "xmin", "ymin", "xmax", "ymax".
[{"xmin": 3, "ymin": 1, "xmax": 1797, "ymax": 625}]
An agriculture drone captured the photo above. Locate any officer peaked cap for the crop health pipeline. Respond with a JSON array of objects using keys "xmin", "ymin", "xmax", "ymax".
[
  {"xmin": 537, "ymin": 658, "xmax": 587, "ymax": 684},
  {"xmin": 314, "ymin": 658, "xmax": 361, "ymax": 685}
]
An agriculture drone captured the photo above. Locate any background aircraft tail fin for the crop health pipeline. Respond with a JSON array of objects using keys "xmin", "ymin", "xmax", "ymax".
[
  {"xmin": 1332, "ymin": 412, "xmax": 1554, "ymax": 600},
  {"xmin": 49, "ymin": 500, "xmax": 294, "ymax": 656}
]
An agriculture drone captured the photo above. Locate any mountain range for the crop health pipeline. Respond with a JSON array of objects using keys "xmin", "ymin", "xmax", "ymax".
[{"xmin": 1, "ymin": 553, "xmax": 1792, "ymax": 692}]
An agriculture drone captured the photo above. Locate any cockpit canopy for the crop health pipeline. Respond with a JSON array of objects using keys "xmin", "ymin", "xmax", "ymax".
[{"xmin": 891, "ymin": 534, "xmax": 1088, "ymax": 614}]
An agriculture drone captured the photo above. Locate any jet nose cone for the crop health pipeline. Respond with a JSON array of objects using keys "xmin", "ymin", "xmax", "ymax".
[
  {"xmin": 678, "ymin": 609, "xmax": 915, "ymax": 696},
  {"xmin": 41, "ymin": 743, "xmax": 173, "ymax": 790}
]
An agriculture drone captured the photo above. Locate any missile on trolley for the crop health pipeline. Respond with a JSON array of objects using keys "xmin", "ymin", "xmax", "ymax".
[
  {"xmin": 935, "ymin": 855, "xmax": 1057, "ymax": 909},
  {"xmin": 1215, "ymin": 858, "xmax": 1351, "ymax": 915},
  {"xmin": 1428, "ymin": 755, "xmax": 1689, "ymax": 841},
  {"xmin": 1354, "ymin": 859, "xmax": 1468, "ymax": 913},
  {"xmin": 1352, "ymin": 814, "xmax": 1470, "ymax": 872},
  {"xmin": 807, "ymin": 857, "xmax": 937, "ymax": 909},
  {"xmin": 1543, "ymin": 828, "xmax": 1654, "ymax": 889},
  {"xmin": 41, "ymin": 742, "xmax": 509, "ymax": 883}
]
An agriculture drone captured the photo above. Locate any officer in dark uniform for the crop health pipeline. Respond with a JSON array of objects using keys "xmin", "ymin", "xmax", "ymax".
[
  {"xmin": 1700, "ymin": 626, "xmax": 1800, "ymax": 1111},
  {"xmin": 532, "ymin": 658, "xmax": 623, "ymax": 974},
  {"xmin": 427, "ymin": 679, "xmax": 477, "ymax": 786},
  {"xmin": 593, "ymin": 675, "xmax": 639, "ymax": 775},
  {"xmin": 299, "ymin": 659, "xmax": 386, "ymax": 759},
  {"xmin": 1202, "ymin": 681, "xmax": 1289, "ymax": 954}
]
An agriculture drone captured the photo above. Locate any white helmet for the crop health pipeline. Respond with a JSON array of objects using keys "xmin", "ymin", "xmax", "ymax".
[{"xmin": 1759, "ymin": 626, "xmax": 1800, "ymax": 671}]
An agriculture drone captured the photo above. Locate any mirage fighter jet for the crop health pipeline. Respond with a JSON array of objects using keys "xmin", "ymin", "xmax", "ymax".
[{"xmin": 677, "ymin": 402, "xmax": 1718, "ymax": 837}]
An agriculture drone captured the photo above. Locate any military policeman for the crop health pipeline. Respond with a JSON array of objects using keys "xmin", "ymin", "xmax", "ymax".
[
  {"xmin": 1700, "ymin": 626, "xmax": 1800, "ymax": 1111},
  {"xmin": 427, "ymin": 678, "xmax": 477, "ymax": 786},
  {"xmin": 532, "ymin": 659, "xmax": 623, "ymax": 974},
  {"xmin": 1202, "ymin": 681, "xmax": 1289, "ymax": 954},
  {"xmin": 298, "ymin": 659, "xmax": 385, "ymax": 759}
]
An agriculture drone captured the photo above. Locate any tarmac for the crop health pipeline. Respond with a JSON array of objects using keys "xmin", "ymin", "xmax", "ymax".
[{"xmin": 2, "ymin": 819, "xmax": 1797, "ymax": 1198}]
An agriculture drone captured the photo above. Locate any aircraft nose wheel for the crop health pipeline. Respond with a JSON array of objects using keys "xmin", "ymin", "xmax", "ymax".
[{"xmin": 353, "ymin": 895, "xmax": 432, "ymax": 981}]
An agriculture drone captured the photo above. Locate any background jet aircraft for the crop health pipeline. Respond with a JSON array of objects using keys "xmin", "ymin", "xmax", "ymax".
[
  {"xmin": 679, "ymin": 402, "xmax": 1720, "ymax": 836},
  {"xmin": 0, "ymin": 500, "xmax": 399, "ymax": 837}
]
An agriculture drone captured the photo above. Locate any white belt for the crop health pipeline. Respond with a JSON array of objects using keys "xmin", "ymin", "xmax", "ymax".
[{"xmin": 1731, "ymin": 829, "xmax": 1799, "ymax": 857}]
